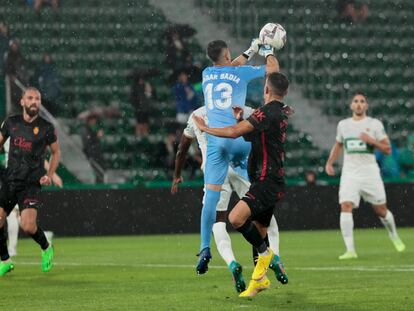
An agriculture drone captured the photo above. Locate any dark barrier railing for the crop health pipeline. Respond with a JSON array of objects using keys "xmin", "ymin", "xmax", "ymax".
[{"xmin": 38, "ymin": 184, "xmax": 414, "ymax": 236}]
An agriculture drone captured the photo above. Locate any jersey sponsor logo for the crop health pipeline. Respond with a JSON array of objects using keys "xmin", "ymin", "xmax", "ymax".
[
  {"xmin": 344, "ymin": 138, "xmax": 373, "ymax": 154},
  {"xmin": 252, "ymin": 109, "xmax": 265, "ymax": 122},
  {"xmin": 33, "ymin": 127, "xmax": 39, "ymax": 135},
  {"xmin": 13, "ymin": 137, "xmax": 33, "ymax": 152}
]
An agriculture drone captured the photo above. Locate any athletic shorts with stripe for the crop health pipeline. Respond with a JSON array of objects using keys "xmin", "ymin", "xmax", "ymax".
[{"xmin": 242, "ymin": 179, "xmax": 285, "ymax": 227}]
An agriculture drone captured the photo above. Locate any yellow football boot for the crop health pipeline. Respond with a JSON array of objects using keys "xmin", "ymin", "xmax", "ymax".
[
  {"xmin": 252, "ymin": 248, "xmax": 274, "ymax": 280},
  {"xmin": 239, "ymin": 276, "xmax": 271, "ymax": 298}
]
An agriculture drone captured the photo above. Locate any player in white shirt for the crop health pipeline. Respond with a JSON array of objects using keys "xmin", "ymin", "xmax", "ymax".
[
  {"xmin": 325, "ymin": 92, "xmax": 406, "ymax": 259},
  {"xmin": 171, "ymin": 106, "xmax": 287, "ymax": 292}
]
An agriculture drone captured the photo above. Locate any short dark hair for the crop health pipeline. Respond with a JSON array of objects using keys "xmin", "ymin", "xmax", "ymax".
[
  {"xmin": 206, "ymin": 40, "xmax": 228, "ymax": 62},
  {"xmin": 21, "ymin": 87, "xmax": 41, "ymax": 98},
  {"xmin": 352, "ymin": 90, "xmax": 367, "ymax": 101},
  {"xmin": 267, "ymin": 72, "xmax": 289, "ymax": 96}
]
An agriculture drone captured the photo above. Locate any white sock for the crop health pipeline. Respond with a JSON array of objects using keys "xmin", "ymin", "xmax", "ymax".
[
  {"xmin": 340, "ymin": 212, "xmax": 355, "ymax": 253},
  {"xmin": 267, "ymin": 216, "xmax": 280, "ymax": 256},
  {"xmin": 258, "ymin": 249, "xmax": 270, "ymax": 256},
  {"xmin": 213, "ymin": 222, "xmax": 236, "ymax": 266},
  {"xmin": 380, "ymin": 210, "xmax": 398, "ymax": 239},
  {"xmin": 7, "ymin": 210, "xmax": 19, "ymax": 256}
]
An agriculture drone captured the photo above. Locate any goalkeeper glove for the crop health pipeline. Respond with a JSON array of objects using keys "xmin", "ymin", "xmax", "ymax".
[
  {"xmin": 259, "ymin": 44, "xmax": 274, "ymax": 58},
  {"xmin": 243, "ymin": 38, "xmax": 262, "ymax": 61}
]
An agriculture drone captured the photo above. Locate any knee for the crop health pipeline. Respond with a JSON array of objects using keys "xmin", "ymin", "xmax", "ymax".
[
  {"xmin": 0, "ymin": 211, "xmax": 6, "ymax": 228},
  {"xmin": 341, "ymin": 202, "xmax": 353, "ymax": 213},
  {"xmin": 20, "ymin": 221, "xmax": 37, "ymax": 235},
  {"xmin": 373, "ymin": 205, "xmax": 388, "ymax": 218},
  {"xmin": 228, "ymin": 211, "xmax": 244, "ymax": 229}
]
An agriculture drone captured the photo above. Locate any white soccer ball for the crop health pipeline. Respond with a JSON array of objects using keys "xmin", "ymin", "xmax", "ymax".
[{"xmin": 259, "ymin": 23, "xmax": 287, "ymax": 50}]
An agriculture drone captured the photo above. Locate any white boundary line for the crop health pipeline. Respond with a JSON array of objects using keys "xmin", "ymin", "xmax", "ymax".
[{"xmin": 13, "ymin": 261, "xmax": 414, "ymax": 272}]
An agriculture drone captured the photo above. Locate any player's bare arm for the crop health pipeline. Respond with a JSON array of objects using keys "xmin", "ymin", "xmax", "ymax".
[
  {"xmin": 171, "ymin": 134, "xmax": 194, "ymax": 194},
  {"xmin": 193, "ymin": 115, "xmax": 254, "ymax": 139},
  {"xmin": 0, "ymin": 132, "xmax": 6, "ymax": 150},
  {"xmin": 265, "ymin": 54, "xmax": 279, "ymax": 74},
  {"xmin": 325, "ymin": 142, "xmax": 343, "ymax": 176},
  {"xmin": 359, "ymin": 134, "xmax": 391, "ymax": 155},
  {"xmin": 40, "ymin": 141, "xmax": 60, "ymax": 186}
]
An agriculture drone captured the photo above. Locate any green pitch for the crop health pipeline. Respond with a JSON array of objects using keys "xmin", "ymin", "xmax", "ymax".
[{"xmin": 0, "ymin": 228, "xmax": 413, "ymax": 311}]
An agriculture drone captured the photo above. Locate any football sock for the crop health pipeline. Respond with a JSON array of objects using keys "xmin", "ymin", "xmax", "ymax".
[
  {"xmin": 252, "ymin": 235, "xmax": 269, "ymax": 265},
  {"xmin": 0, "ymin": 225, "xmax": 10, "ymax": 261},
  {"xmin": 237, "ymin": 219, "xmax": 267, "ymax": 253},
  {"xmin": 340, "ymin": 212, "xmax": 355, "ymax": 252},
  {"xmin": 267, "ymin": 216, "xmax": 280, "ymax": 256},
  {"xmin": 7, "ymin": 210, "xmax": 19, "ymax": 255},
  {"xmin": 380, "ymin": 210, "xmax": 398, "ymax": 239},
  {"xmin": 258, "ymin": 248, "xmax": 270, "ymax": 256},
  {"xmin": 31, "ymin": 227, "xmax": 50, "ymax": 251},
  {"xmin": 200, "ymin": 188, "xmax": 221, "ymax": 251},
  {"xmin": 213, "ymin": 222, "xmax": 235, "ymax": 266}
]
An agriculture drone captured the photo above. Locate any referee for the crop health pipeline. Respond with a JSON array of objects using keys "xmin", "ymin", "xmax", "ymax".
[{"xmin": 0, "ymin": 87, "xmax": 60, "ymax": 276}]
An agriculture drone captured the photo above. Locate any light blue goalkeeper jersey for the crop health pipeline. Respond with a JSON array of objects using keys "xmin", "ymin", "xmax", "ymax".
[{"xmin": 202, "ymin": 65, "xmax": 266, "ymax": 128}]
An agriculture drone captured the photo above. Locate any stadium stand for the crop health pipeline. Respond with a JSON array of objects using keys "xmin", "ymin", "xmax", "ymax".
[
  {"xmin": 196, "ymin": 0, "xmax": 414, "ymax": 145},
  {"xmin": 1, "ymin": 0, "xmax": 332, "ymax": 184}
]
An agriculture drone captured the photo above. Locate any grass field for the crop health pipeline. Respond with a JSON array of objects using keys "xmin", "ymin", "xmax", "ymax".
[{"xmin": 0, "ymin": 228, "xmax": 413, "ymax": 311}]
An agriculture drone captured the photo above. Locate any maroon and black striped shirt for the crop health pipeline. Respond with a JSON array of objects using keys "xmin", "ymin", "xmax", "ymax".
[{"xmin": 245, "ymin": 100, "xmax": 289, "ymax": 183}]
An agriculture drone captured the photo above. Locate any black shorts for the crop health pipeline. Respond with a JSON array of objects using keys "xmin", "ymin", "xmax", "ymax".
[
  {"xmin": 241, "ymin": 179, "xmax": 285, "ymax": 227},
  {"xmin": 0, "ymin": 182, "xmax": 42, "ymax": 216}
]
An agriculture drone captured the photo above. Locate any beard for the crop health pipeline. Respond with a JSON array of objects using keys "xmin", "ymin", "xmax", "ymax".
[{"xmin": 24, "ymin": 105, "xmax": 39, "ymax": 117}]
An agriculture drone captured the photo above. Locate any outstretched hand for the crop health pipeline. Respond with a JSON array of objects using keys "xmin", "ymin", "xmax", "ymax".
[{"xmin": 193, "ymin": 115, "xmax": 207, "ymax": 131}]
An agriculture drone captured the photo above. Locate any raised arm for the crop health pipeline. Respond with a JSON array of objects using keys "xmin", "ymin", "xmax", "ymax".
[
  {"xmin": 0, "ymin": 133, "xmax": 6, "ymax": 150},
  {"xmin": 265, "ymin": 54, "xmax": 279, "ymax": 74},
  {"xmin": 171, "ymin": 134, "xmax": 194, "ymax": 194},
  {"xmin": 325, "ymin": 142, "xmax": 343, "ymax": 176}
]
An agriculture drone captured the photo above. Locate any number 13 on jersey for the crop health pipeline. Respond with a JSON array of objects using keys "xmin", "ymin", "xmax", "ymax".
[{"xmin": 205, "ymin": 82, "xmax": 233, "ymax": 110}]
